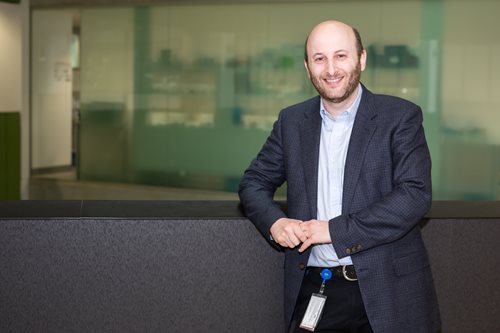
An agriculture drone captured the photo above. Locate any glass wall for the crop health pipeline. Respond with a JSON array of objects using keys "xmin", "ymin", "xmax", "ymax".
[
  {"xmin": 31, "ymin": 10, "xmax": 73, "ymax": 169},
  {"xmin": 32, "ymin": 0, "xmax": 500, "ymax": 200},
  {"xmin": 439, "ymin": 0, "xmax": 500, "ymax": 200}
]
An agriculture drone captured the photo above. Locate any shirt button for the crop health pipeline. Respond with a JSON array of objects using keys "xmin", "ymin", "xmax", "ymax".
[{"xmin": 298, "ymin": 263, "xmax": 305, "ymax": 270}]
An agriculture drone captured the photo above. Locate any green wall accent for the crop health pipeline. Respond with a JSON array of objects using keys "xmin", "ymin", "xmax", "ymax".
[{"xmin": 0, "ymin": 112, "xmax": 21, "ymax": 199}]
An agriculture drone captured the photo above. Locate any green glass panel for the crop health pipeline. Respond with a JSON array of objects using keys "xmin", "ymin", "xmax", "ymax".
[
  {"xmin": 74, "ymin": 1, "xmax": 500, "ymax": 200},
  {"xmin": 79, "ymin": 8, "xmax": 134, "ymax": 182},
  {"xmin": 436, "ymin": 0, "xmax": 500, "ymax": 200}
]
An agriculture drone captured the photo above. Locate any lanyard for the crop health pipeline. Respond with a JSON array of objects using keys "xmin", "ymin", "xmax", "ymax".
[{"xmin": 319, "ymin": 268, "xmax": 332, "ymax": 294}]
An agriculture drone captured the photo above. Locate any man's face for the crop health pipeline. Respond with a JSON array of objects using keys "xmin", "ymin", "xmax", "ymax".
[{"xmin": 304, "ymin": 22, "xmax": 366, "ymax": 105}]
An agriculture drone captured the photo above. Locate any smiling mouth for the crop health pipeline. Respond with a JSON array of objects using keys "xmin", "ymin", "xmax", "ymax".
[{"xmin": 324, "ymin": 77, "xmax": 343, "ymax": 85}]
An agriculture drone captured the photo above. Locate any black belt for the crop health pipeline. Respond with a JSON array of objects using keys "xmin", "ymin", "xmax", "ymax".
[{"xmin": 308, "ymin": 265, "xmax": 358, "ymax": 281}]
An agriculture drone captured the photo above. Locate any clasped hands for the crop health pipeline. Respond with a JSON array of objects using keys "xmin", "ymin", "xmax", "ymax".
[{"xmin": 270, "ymin": 217, "xmax": 331, "ymax": 252}]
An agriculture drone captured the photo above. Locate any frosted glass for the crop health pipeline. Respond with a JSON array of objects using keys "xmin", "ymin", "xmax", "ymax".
[{"xmin": 65, "ymin": 0, "xmax": 500, "ymax": 199}]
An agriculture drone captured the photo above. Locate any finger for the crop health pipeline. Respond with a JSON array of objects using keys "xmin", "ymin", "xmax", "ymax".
[
  {"xmin": 294, "ymin": 223, "xmax": 309, "ymax": 243},
  {"xmin": 270, "ymin": 230, "xmax": 278, "ymax": 243},
  {"xmin": 284, "ymin": 223, "xmax": 301, "ymax": 244},
  {"xmin": 299, "ymin": 239, "xmax": 312, "ymax": 253},
  {"xmin": 287, "ymin": 232, "xmax": 300, "ymax": 247},
  {"xmin": 285, "ymin": 235, "xmax": 297, "ymax": 248},
  {"xmin": 279, "ymin": 239, "xmax": 291, "ymax": 248},
  {"xmin": 290, "ymin": 224, "xmax": 306, "ymax": 242},
  {"xmin": 300, "ymin": 226, "xmax": 311, "ymax": 239},
  {"xmin": 277, "ymin": 232, "xmax": 295, "ymax": 248},
  {"xmin": 272, "ymin": 231, "xmax": 287, "ymax": 247},
  {"xmin": 298, "ymin": 233, "xmax": 308, "ymax": 243},
  {"xmin": 273, "ymin": 233, "xmax": 288, "ymax": 248}
]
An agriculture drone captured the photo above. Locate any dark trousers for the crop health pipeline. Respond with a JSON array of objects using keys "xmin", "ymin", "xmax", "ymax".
[{"xmin": 288, "ymin": 268, "xmax": 374, "ymax": 333}]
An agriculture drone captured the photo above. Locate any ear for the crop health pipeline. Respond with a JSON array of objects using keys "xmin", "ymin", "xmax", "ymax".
[
  {"xmin": 304, "ymin": 60, "xmax": 311, "ymax": 79},
  {"xmin": 360, "ymin": 49, "xmax": 367, "ymax": 71}
]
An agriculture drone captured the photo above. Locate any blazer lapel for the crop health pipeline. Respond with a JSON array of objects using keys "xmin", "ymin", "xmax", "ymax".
[
  {"xmin": 299, "ymin": 97, "xmax": 322, "ymax": 219},
  {"xmin": 342, "ymin": 87, "xmax": 377, "ymax": 214}
]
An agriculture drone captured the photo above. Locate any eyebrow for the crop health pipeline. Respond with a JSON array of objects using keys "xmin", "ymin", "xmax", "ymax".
[{"xmin": 312, "ymin": 49, "xmax": 350, "ymax": 57}]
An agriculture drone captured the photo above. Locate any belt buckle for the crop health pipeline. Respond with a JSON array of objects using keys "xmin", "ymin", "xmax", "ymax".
[{"xmin": 342, "ymin": 265, "xmax": 358, "ymax": 281}]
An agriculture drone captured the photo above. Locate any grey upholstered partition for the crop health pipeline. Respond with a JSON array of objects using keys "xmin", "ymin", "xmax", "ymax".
[
  {"xmin": 0, "ymin": 202, "xmax": 284, "ymax": 332},
  {"xmin": 1, "ymin": 201, "xmax": 499, "ymax": 332},
  {"xmin": 420, "ymin": 217, "xmax": 500, "ymax": 333}
]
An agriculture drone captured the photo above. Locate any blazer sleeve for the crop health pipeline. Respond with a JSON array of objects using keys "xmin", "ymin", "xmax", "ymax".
[
  {"xmin": 239, "ymin": 111, "xmax": 288, "ymax": 242},
  {"xmin": 330, "ymin": 105, "xmax": 432, "ymax": 258}
]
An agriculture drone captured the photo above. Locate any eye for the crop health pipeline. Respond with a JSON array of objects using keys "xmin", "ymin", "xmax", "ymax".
[
  {"xmin": 314, "ymin": 56, "xmax": 325, "ymax": 63},
  {"xmin": 336, "ymin": 54, "xmax": 347, "ymax": 60}
]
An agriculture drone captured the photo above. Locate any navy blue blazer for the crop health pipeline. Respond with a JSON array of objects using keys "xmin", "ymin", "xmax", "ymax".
[{"xmin": 239, "ymin": 85, "xmax": 441, "ymax": 332}]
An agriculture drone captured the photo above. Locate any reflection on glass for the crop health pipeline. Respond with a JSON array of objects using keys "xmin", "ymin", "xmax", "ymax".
[{"xmin": 72, "ymin": 1, "xmax": 500, "ymax": 199}]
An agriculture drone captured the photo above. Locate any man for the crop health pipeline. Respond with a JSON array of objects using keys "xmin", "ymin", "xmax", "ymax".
[{"xmin": 239, "ymin": 20, "xmax": 440, "ymax": 333}]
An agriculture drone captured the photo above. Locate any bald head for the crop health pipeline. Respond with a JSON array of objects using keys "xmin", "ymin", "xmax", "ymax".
[
  {"xmin": 302, "ymin": 20, "xmax": 367, "ymax": 112},
  {"xmin": 304, "ymin": 20, "xmax": 364, "ymax": 62}
]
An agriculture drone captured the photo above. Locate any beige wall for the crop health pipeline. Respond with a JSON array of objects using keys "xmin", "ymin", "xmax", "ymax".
[{"xmin": 0, "ymin": 2, "xmax": 22, "ymax": 112}]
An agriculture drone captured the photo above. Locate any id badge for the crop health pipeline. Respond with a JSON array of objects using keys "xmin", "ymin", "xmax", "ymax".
[
  {"xmin": 299, "ymin": 268, "xmax": 332, "ymax": 331},
  {"xmin": 299, "ymin": 293, "xmax": 327, "ymax": 331}
]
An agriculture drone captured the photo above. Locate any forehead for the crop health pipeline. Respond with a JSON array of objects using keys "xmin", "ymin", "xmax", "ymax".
[{"xmin": 307, "ymin": 23, "xmax": 357, "ymax": 54}]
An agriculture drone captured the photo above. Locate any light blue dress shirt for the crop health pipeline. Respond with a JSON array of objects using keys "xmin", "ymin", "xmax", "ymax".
[{"xmin": 307, "ymin": 85, "xmax": 363, "ymax": 268}]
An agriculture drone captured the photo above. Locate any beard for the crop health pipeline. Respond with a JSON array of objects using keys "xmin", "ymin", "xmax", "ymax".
[{"xmin": 310, "ymin": 60, "xmax": 362, "ymax": 104}]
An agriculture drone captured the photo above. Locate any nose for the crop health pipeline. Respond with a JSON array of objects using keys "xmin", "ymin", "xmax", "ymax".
[{"xmin": 325, "ymin": 59, "xmax": 336, "ymax": 75}]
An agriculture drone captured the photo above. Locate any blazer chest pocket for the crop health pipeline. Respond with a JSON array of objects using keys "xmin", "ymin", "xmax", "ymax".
[{"xmin": 393, "ymin": 251, "xmax": 430, "ymax": 277}]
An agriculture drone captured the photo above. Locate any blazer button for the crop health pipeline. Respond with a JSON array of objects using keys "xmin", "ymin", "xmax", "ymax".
[
  {"xmin": 356, "ymin": 244, "xmax": 363, "ymax": 251},
  {"xmin": 346, "ymin": 248, "xmax": 352, "ymax": 255},
  {"xmin": 298, "ymin": 263, "xmax": 305, "ymax": 270}
]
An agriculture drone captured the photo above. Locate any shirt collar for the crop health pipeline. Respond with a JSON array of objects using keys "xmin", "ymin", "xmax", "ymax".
[{"xmin": 319, "ymin": 84, "xmax": 363, "ymax": 130}]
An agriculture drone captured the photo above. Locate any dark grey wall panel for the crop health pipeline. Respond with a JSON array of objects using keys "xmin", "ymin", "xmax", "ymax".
[
  {"xmin": 421, "ymin": 218, "xmax": 500, "ymax": 333},
  {"xmin": 1, "ymin": 200, "xmax": 500, "ymax": 332},
  {"xmin": 0, "ymin": 218, "xmax": 284, "ymax": 332}
]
